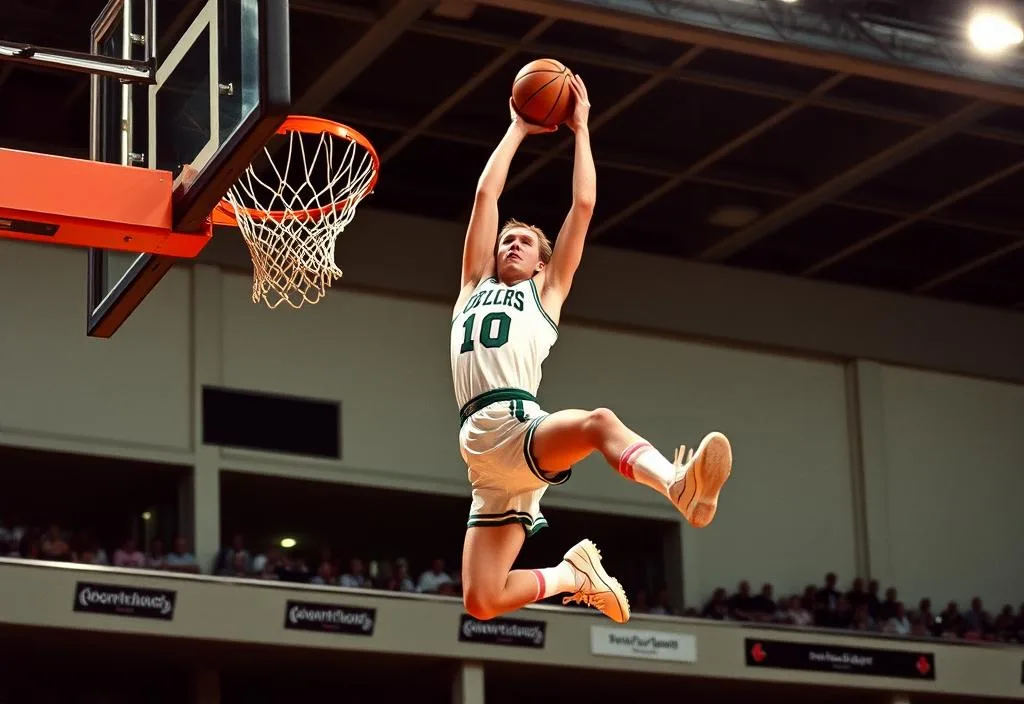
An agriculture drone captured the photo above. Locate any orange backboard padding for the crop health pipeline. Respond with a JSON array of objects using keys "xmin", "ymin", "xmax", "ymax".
[{"xmin": 0, "ymin": 148, "xmax": 211, "ymax": 257}]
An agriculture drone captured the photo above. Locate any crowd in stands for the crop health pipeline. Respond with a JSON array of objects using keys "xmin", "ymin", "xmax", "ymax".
[
  {"xmin": 211, "ymin": 532, "xmax": 462, "ymax": 597},
  {"xmin": 0, "ymin": 521, "xmax": 199, "ymax": 573},
  {"xmin": 693, "ymin": 572, "xmax": 1024, "ymax": 644},
  {"xmin": 4, "ymin": 518, "xmax": 1022, "ymax": 644}
]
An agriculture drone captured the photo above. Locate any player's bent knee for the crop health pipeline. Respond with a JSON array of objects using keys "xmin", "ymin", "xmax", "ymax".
[
  {"xmin": 583, "ymin": 407, "xmax": 621, "ymax": 442},
  {"xmin": 463, "ymin": 588, "xmax": 499, "ymax": 621}
]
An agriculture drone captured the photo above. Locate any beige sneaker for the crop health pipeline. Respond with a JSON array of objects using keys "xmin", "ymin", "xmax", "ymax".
[
  {"xmin": 561, "ymin": 539, "xmax": 630, "ymax": 624},
  {"xmin": 670, "ymin": 431, "xmax": 733, "ymax": 528}
]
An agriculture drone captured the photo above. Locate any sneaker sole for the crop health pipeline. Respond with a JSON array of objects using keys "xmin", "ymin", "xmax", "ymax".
[
  {"xmin": 682, "ymin": 431, "xmax": 733, "ymax": 528},
  {"xmin": 565, "ymin": 539, "xmax": 631, "ymax": 624}
]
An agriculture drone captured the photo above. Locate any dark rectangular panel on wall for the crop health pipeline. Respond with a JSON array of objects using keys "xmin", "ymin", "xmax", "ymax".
[{"xmin": 202, "ymin": 386, "xmax": 340, "ymax": 459}]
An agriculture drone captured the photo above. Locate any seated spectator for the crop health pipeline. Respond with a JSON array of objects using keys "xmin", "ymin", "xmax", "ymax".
[
  {"xmin": 112, "ymin": 538, "xmax": 146, "ymax": 568},
  {"xmin": 913, "ymin": 597, "xmax": 935, "ymax": 632},
  {"xmin": 223, "ymin": 550, "xmax": 251, "ymax": 578},
  {"xmin": 727, "ymin": 581, "xmax": 755, "ymax": 621},
  {"xmin": 147, "ymin": 539, "xmax": 168, "ymax": 570},
  {"xmin": 800, "ymin": 585, "xmax": 816, "ymax": 614},
  {"xmin": 252, "ymin": 545, "xmax": 284, "ymax": 580},
  {"xmin": 851, "ymin": 602, "xmax": 875, "ymax": 632},
  {"xmin": 909, "ymin": 615, "xmax": 929, "ymax": 637},
  {"xmin": 823, "ymin": 595, "xmax": 853, "ymax": 629},
  {"xmin": 339, "ymin": 558, "xmax": 369, "ymax": 589},
  {"xmin": 213, "ymin": 533, "xmax": 250, "ymax": 576},
  {"xmin": 0, "ymin": 518, "xmax": 25, "ymax": 557},
  {"xmin": 417, "ymin": 558, "xmax": 453, "ymax": 594},
  {"xmin": 310, "ymin": 557, "xmax": 338, "ymax": 586},
  {"xmin": 750, "ymin": 583, "xmax": 776, "ymax": 622},
  {"xmin": 846, "ymin": 577, "xmax": 868, "ymax": 612},
  {"xmin": 784, "ymin": 595, "xmax": 813, "ymax": 626},
  {"xmin": 882, "ymin": 601, "xmax": 910, "ymax": 635},
  {"xmin": 938, "ymin": 601, "xmax": 962, "ymax": 638},
  {"xmin": 866, "ymin": 579, "xmax": 882, "ymax": 621},
  {"xmin": 165, "ymin": 537, "xmax": 199, "ymax": 573},
  {"xmin": 879, "ymin": 587, "xmax": 899, "ymax": 622},
  {"xmin": 962, "ymin": 597, "xmax": 991, "ymax": 637},
  {"xmin": 276, "ymin": 554, "xmax": 310, "ymax": 583},
  {"xmin": 814, "ymin": 573, "xmax": 842, "ymax": 625},
  {"xmin": 701, "ymin": 587, "xmax": 729, "ymax": 621},
  {"xmin": 992, "ymin": 604, "xmax": 1015, "ymax": 641},
  {"xmin": 39, "ymin": 524, "xmax": 71, "ymax": 561},
  {"xmin": 384, "ymin": 561, "xmax": 416, "ymax": 593}
]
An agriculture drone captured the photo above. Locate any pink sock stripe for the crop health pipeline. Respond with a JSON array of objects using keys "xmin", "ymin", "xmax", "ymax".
[
  {"xmin": 618, "ymin": 441, "xmax": 651, "ymax": 480},
  {"xmin": 530, "ymin": 569, "xmax": 546, "ymax": 601}
]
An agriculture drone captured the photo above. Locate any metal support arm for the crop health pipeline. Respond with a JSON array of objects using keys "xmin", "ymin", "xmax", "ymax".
[{"xmin": 0, "ymin": 40, "xmax": 155, "ymax": 84}]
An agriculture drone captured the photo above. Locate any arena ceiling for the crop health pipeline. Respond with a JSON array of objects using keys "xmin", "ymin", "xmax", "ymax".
[{"xmin": 3, "ymin": 0, "xmax": 1024, "ymax": 313}]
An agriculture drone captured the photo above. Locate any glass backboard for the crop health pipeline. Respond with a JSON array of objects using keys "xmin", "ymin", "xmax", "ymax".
[{"xmin": 87, "ymin": 0, "xmax": 290, "ymax": 337}]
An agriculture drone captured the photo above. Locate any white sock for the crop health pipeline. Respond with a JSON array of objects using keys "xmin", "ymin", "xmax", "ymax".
[
  {"xmin": 618, "ymin": 442, "xmax": 676, "ymax": 498},
  {"xmin": 531, "ymin": 562, "xmax": 578, "ymax": 600}
]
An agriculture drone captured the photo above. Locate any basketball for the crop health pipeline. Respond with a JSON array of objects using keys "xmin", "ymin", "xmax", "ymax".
[{"xmin": 511, "ymin": 59, "xmax": 575, "ymax": 128}]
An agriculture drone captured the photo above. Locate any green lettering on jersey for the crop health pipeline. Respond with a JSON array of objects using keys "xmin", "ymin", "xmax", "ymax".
[
  {"xmin": 461, "ymin": 284, "xmax": 526, "ymax": 316},
  {"xmin": 459, "ymin": 311, "xmax": 511, "ymax": 353},
  {"xmin": 513, "ymin": 290, "xmax": 525, "ymax": 311}
]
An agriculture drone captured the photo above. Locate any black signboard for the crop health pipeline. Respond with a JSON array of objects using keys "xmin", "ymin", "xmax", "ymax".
[
  {"xmin": 284, "ymin": 600, "xmax": 376, "ymax": 636},
  {"xmin": 745, "ymin": 638, "xmax": 935, "ymax": 680},
  {"xmin": 458, "ymin": 614, "xmax": 546, "ymax": 648},
  {"xmin": 72, "ymin": 581, "xmax": 176, "ymax": 621}
]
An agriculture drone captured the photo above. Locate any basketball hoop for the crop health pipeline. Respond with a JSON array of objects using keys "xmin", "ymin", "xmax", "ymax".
[{"xmin": 212, "ymin": 116, "xmax": 379, "ymax": 309}]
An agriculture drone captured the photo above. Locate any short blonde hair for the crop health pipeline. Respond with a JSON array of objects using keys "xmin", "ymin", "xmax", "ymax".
[{"xmin": 495, "ymin": 218, "xmax": 553, "ymax": 264}]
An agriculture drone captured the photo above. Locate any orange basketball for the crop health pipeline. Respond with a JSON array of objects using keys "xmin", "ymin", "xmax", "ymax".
[{"xmin": 511, "ymin": 58, "xmax": 575, "ymax": 128}]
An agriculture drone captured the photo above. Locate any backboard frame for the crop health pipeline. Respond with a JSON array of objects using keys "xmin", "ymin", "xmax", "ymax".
[{"xmin": 86, "ymin": 0, "xmax": 291, "ymax": 338}]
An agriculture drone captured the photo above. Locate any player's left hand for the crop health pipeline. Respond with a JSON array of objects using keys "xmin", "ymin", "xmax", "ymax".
[{"xmin": 565, "ymin": 74, "xmax": 591, "ymax": 133}]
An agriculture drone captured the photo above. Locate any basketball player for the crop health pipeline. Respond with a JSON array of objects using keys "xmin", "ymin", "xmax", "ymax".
[{"xmin": 451, "ymin": 74, "xmax": 733, "ymax": 624}]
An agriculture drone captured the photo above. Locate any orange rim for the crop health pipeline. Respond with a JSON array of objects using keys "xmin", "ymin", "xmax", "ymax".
[{"xmin": 212, "ymin": 115, "xmax": 380, "ymax": 226}]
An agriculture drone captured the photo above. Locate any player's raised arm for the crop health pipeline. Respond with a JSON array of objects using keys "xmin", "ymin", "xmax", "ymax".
[
  {"xmin": 543, "ymin": 75, "xmax": 595, "ymax": 302},
  {"xmin": 461, "ymin": 101, "xmax": 555, "ymax": 290}
]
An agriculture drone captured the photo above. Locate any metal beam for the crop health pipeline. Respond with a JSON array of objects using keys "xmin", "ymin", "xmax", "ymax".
[
  {"xmin": 333, "ymin": 108, "xmax": 1024, "ymax": 241},
  {"xmin": 503, "ymin": 46, "xmax": 704, "ymax": 194},
  {"xmin": 292, "ymin": 0, "xmax": 1024, "ymax": 149},
  {"xmin": 481, "ymin": 0, "xmax": 1024, "ymax": 109},
  {"xmin": 293, "ymin": 0, "xmax": 437, "ymax": 113},
  {"xmin": 590, "ymin": 72, "xmax": 848, "ymax": 240},
  {"xmin": 803, "ymin": 157, "xmax": 1024, "ymax": 276},
  {"xmin": 700, "ymin": 100, "xmax": 998, "ymax": 262},
  {"xmin": 914, "ymin": 241, "xmax": 1024, "ymax": 294},
  {"xmin": 381, "ymin": 17, "xmax": 557, "ymax": 163}
]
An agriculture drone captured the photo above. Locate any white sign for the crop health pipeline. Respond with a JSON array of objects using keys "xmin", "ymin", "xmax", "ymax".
[{"xmin": 590, "ymin": 625, "xmax": 697, "ymax": 663}]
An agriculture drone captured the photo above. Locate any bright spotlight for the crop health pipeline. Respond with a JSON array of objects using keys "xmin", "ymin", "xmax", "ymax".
[
  {"xmin": 968, "ymin": 9, "xmax": 1023, "ymax": 55},
  {"xmin": 280, "ymin": 537, "xmax": 296, "ymax": 548}
]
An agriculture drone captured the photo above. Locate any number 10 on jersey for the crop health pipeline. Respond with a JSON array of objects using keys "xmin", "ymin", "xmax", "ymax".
[{"xmin": 460, "ymin": 312, "xmax": 511, "ymax": 353}]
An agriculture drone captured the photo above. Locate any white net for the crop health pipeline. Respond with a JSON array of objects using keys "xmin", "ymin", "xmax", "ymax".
[{"xmin": 221, "ymin": 125, "xmax": 377, "ymax": 309}]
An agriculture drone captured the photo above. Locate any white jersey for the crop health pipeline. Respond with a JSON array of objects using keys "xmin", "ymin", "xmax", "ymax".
[{"xmin": 450, "ymin": 276, "xmax": 559, "ymax": 411}]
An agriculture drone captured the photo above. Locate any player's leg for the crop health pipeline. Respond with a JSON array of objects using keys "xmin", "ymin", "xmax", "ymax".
[
  {"xmin": 461, "ymin": 523, "xmax": 629, "ymax": 623},
  {"xmin": 530, "ymin": 407, "xmax": 732, "ymax": 528},
  {"xmin": 461, "ymin": 523, "xmax": 531, "ymax": 620}
]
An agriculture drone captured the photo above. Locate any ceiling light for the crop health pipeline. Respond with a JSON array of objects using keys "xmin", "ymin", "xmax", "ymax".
[{"xmin": 967, "ymin": 9, "xmax": 1023, "ymax": 55}]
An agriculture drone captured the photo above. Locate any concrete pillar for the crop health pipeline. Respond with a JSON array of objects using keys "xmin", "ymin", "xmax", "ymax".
[
  {"xmin": 183, "ymin": 264, "xmax": 224, "ymax": 573},
  {"xmin": 452, "ymin": 661, "xmax": 485, "ymax": 704}
]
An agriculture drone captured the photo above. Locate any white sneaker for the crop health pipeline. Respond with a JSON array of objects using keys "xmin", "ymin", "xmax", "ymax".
[
  {"xmin": 561, "ymin": 539, "xmax": 630, "ymax": 624},
  {"xmin": 669, "ymin": 431, "xmax": 733, "ymax": 528}
]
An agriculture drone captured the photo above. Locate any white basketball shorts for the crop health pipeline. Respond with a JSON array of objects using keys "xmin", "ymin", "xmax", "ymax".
[{"xmin": 458, "ymin": 390, "xmax": 571, "ymax": 537}]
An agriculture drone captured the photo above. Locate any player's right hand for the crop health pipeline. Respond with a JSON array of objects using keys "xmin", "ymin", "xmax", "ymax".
[{"xmin": 509, "ymin": 98, "xmax": 558, "ymax": 135}]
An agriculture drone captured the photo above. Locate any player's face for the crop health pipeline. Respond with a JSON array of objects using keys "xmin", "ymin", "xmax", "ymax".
[{"xmin": 496, "ymin": 227, "xmax": 543, "ymax": 282}]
